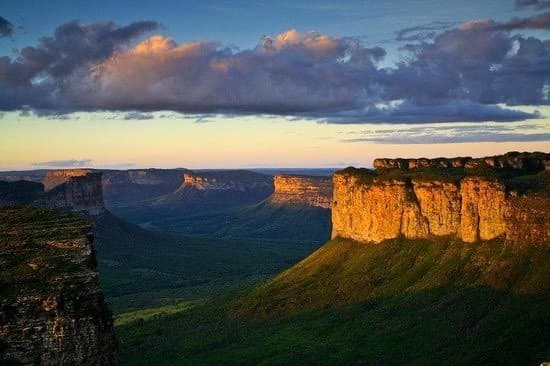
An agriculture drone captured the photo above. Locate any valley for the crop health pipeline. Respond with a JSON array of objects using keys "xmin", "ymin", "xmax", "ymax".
[{"xmin": 1, "ymin": 152, "xmax": 549, "ymax": 365}]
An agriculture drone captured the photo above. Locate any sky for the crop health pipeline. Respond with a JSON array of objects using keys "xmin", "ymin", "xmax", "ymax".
[{"xmin": 0, "ymin": 0, "xmax": 549, "ymax": 169}]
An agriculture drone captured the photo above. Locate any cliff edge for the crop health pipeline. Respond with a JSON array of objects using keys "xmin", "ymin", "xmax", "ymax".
[{"xmin": 0, "ymin": 206, "xmax": 117, "ymax": 365}]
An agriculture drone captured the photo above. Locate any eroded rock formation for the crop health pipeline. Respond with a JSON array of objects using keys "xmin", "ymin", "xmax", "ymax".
[
  {"xmin": 0, "ymin": 207, "xmax": 117, "ymax": 365},
  {"xmin": 269, "ymin": 175, "xmax": 332, "ymax": 208},
  {"xmin": 332, "ymin": 155, "xmax": 549, "ymax": 245}
]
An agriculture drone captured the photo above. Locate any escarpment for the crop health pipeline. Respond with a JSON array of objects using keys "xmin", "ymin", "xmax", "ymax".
[
  {"xmin": 332, "ymin": 152, "xmax": 549, "ymax": 245},
  {"xmin": 0, "ymin": 206, "xmax": 117, "ymax": 365},
  {"xmin": 178, "ymin": 170, "xmax": 272, "ymax": 192},
  {"xmin": 269, "ymin": 175, "xmax": 332, "ymax": 208}
]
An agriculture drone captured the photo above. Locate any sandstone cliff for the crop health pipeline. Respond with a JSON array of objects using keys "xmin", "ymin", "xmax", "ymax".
[
  {"xmin": 269, "ymin": 175, "xmax": 332, "ymax": 208},
  {"xmin": 0, "ymin": 206, "xmax": 117, "ymax": 365},
  {"xmin": 332, "ymin": 153, "xmax": 549, "ymax": 245}
]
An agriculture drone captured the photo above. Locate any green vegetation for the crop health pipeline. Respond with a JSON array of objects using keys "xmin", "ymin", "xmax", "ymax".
[
  {"xmin": 92, "ymin": 212, "xmax": 320, "ymax": 313},
  {"xmin": 115, "ymin": 237, "xmax": 550, "ymax": 365}
]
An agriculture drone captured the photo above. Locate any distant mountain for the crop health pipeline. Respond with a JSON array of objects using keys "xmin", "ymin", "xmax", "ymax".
[
  {"xmin": 113, "ymin": 174, "xmax": 333, "ymax": 245},
  {"xmin": 154, "ymin": 170, "xmax": 273, "ymax": 210}
]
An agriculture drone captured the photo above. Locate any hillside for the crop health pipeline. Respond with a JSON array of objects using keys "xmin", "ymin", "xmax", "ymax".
[{"xmin": 116, "ymin": 237, "xmax": 550, "ymax": 365}]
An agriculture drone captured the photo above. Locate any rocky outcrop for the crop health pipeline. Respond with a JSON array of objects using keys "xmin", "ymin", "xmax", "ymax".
[
  {"xmin": 0, "ymin": 206, "xmax": 117, "ymax": 365},
  {"xmin": 269, "ymin": 175, "xmax": 332, "ymax": 208},
  {"xmin": 332, "ymin": 163, "xmax": 549, "ymax": 245},
  {"xmin": 373, "ymin": 152, "xmax": 550, "ymax": 171}
]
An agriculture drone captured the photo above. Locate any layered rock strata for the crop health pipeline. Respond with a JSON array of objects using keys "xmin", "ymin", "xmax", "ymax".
[
  {"xmin": 332, "ymin": 169, "xmax": 548, "ymax": 245},
  {"xmin": 269, "ymin": 175, "xmax": 332, "ymax": 208}
]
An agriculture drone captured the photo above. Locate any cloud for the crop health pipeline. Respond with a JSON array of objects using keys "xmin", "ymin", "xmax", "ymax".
[
  {"xmin": 492, "ymin": 12, "xmax": 550, "ymax": 30},
  {"xmin": 317, "ymin": 100, "xmax": 538, "ymax": 124},
  {"xmin": 396, "ymin": 21, "xmax": 456, "ymax": 42},
  {"xmin": 0, "ymin": 20, "xmax": 159, "ymax": 110},
  {"xmin": 32, "ymin": 159, "xmax": 93, "ymax": 167},
  {"xmin": 0, "ymin": 16, "xmax": 13, "ymax": 37},
  {"xmin": 515, "ymin": 0, "xmax": 550, "ymax": 9},
  {"xmin": 0, "ymin": 18, "xmax": 548, "ymax": 125},
  {"xmin": 341, "ymin": 122, "xmax": 550, "ymax": 144}
]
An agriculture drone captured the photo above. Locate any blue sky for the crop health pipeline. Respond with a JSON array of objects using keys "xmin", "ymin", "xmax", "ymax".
[
  {"xmin": 0, "ymin": 0, "xmax": 549, "ymax": 169},
  {"xmin": 1, "ymin": 0, "xmax": 539, "ymax": 62}
]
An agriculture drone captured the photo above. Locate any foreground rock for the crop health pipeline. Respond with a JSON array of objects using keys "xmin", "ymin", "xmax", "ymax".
[{"xmin": 0, "ymin": 206, "xmax": 117, "ymax": 365}]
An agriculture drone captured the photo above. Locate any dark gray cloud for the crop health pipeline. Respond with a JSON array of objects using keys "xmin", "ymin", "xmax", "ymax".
[
  {"xmin": 515, "ymin": 0, "xmax": 550, "ymax": 9},
  {"xmin": 0, "ymin": 16, "xmax": 13, "ymax": 37},
  {"xmin": 0, "ymin": 20, "xmax": 159, "ymax": 110},
  {"xmin": 32, "ymin": 159, "xmax": 93, "ymax": 167},
  {"xmin": 0, "ymin": 16, "xmax": 548, "ymax": 125}
]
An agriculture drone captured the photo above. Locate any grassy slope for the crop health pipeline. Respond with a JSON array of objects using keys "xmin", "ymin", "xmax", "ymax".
[
  {"xmin": 92, "ymin": 211, "xmax": 319, "ymax": 313},
  {"xmin": 116, "ymin": 237, "xmax": 550, "ymax": 365}
]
